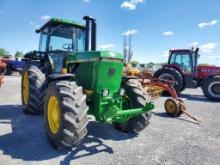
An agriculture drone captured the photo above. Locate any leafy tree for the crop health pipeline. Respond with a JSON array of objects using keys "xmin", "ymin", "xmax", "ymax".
[
  {"xmin": 131, "ymin": 60, "xmax": 139, "ymax": 67},
  {"xmin": 15, "ymin": 51, "xmax": 24, "ymax": 58},
  {"xmin": 0, "ymin": 48, "xmax": 9, "ymax": 57},
  {"xmin": 158, "ymin": 62, "xmax": 166, "ymax": 66},
  {"xmin": 199, "ymin": 64, "xmax": 215, "ymax": 66},
  {"xmin": 147, "ymin": 62, "xmax": 155, "ymax": 68},
  {"xmin": 198, "ymin": 63, "xmax": 209, "ymax": 66}
]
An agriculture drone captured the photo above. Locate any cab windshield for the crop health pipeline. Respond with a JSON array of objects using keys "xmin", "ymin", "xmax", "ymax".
[
  {"xmin": 49, "ymin": 25, "xmax": 85, "ymax": 52},
  {"xmin": 39, "ymin": 25, "xmax": 85, "ymax": 52}
]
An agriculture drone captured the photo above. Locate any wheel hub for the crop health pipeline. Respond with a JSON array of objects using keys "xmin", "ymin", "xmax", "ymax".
[
  {"xmin": 48, "ymin": 96, "xmax": 61, "ymax": 134},
  {"xmin": 212, "ymin": 84, "xmax": 220, "ymax": 94},
  {"xmin": 165, "ymin": 100, "xmax": 176, "ymax": 114},
  {"xmin": 22, "ymin": 71, "xmax": 29, "ymax": 105},
  {"xmin": 208, "ymin": 82, "xmax": 220, "ymax": 97}
]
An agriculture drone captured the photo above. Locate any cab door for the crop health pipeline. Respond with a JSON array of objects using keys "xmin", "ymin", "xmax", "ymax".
[{"xmin": 169, "ymin": 51, "xmax": 193, "ymax": 74}]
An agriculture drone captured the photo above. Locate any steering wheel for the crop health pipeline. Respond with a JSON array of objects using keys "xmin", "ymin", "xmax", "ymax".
[{"xmin": 62, "ymin": 43, "xmax": 73, "ymax": 51}]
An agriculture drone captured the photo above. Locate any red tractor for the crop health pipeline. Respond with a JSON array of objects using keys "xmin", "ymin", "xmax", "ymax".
[{"xmin": 154, "ymin": 48, "xmax": 220, "ymax": 101}]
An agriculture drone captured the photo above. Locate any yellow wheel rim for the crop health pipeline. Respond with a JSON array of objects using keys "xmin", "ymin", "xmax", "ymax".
[
  {"xmin": 48, "ymin": 96, "xmax": 61, "ymax": 134},
  {"xmin": 22, "ymin": 71, "xmax": 29, "ymax": 105},
  {"xmin": 165, "ymin": 100, "xmax": 177, "ymax": 114}
]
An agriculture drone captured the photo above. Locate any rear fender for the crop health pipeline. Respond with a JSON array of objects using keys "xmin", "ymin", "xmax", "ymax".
[{"xmin": 48, "ymin": 73, "xmax": 75, "ymax": 83}]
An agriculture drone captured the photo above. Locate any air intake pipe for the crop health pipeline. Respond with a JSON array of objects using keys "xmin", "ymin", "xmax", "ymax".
[{"xmin": 83, "ymin": 16, "xmax": 96, "ymax": 51}]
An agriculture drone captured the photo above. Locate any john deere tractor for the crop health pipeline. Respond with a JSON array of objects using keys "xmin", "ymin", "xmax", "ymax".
[{"xmin": 21, "ymin": 16, "xmax": 154, "ymax": 149}]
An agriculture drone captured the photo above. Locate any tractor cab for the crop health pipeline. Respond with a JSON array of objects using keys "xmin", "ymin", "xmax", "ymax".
[
  {"xmin": 30, "ymin": 16, "xmax": 96, "ymax": 73},
  {"xmin": 37, "ymin": 19, "xmax": 86, "ymax": 53},
  {"xmin": 168, "ymin": 48, "xmax": 199, "ymax": 76},
  {"xmin": 36, "ymin": 19, "xmax": 85, "ymax": 73},
  {"xmin": 167, "ymin": 48, "xmax": 200, "ymax": 88}
]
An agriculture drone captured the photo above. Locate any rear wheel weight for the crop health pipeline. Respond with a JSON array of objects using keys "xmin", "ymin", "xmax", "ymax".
[
  {"xmin": 114, "ymin": 79, "xmax": 152, "ymax": 134},
  {"xmin": 44, "ymin": 80, "xmax": 89, "ymax": 150}
]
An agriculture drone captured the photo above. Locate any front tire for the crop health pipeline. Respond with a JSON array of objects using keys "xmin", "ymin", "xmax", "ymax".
[
  {"xmin": 114, "ymin": 79, "xmax": 152, "ymax": 133},
  {"xmin": 44, "ymin": 81, "xmax": 89, "ymax": 150},
  {"xmin": 202, "ymin": 76, "xmax": 220, "ymax": 101},
  {"xmin": 21, "ymin": 63, "xmax": 46, "ymax": 115}
]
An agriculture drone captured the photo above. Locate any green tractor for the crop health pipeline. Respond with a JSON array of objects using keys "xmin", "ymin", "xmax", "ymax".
[{"xmin": 21, "ymin": 16, "xmax": 154, "ymax": 149}]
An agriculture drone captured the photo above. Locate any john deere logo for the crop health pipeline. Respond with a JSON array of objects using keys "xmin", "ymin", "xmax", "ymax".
[{"xmin": 108, "ymin": 68, "xmax": 116, "ymax": 75}]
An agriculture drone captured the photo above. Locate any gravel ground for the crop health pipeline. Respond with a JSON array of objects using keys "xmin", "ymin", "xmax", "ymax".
[{"xmin": 0, "ymin": 75, "xmax": 220, "ymax": 165}]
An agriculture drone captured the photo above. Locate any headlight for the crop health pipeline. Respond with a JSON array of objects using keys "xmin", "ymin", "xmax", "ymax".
[
  {"xmin": 103, "ymin": 89, "xmax": 109, "ymax": 97},
  {"xmin": 120, "ymin": 88, "xmax": 125, "ymax": 96}
]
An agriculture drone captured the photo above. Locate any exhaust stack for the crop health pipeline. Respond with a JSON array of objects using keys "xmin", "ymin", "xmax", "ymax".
[{"xmin": 83, "ymin": 16, "xmax": 96, "ymax": 51}]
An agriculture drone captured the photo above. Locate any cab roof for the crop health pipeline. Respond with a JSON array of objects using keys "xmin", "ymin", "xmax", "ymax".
[
  {"xmin": 170, "ymin": 48, "xmax": 200, "ymax": 54},
  {"xmin": 170, "ymin": 49, "xmax": 192, "ymax": 52},
  {"xmin": 36, "ymin": 18, "xmax": 85, "ymax": 33}
]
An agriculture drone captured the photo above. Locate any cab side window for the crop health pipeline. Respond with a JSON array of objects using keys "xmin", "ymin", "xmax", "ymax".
[
  {"xmin": 170, "ymin": 52, "xmax": 192, "ymax": 73},
  {"xmin": 39, "ymin": 29, "xmax": 48, "ymax": 52}
]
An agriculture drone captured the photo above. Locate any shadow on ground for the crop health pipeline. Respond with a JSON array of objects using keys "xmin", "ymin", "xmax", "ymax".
[
  {"xmin": 161, "ymin": 92, "xmax": 216, "ymax": 103},
  {"xmin": 0, "ymin": 105, "xmax": 135, "ymax": 163},
  {"xmin": 180, "ymin": 93, "xmax": 215, "ymax": 102},
  {"xmin": 152, "ymin": 112, "xmax": 200, "ymax": 125}
]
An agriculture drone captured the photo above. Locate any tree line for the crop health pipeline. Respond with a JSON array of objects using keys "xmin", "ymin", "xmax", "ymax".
[{"xmin": 0, "ymin": 47, "xmax": 24, "ymax": 58}]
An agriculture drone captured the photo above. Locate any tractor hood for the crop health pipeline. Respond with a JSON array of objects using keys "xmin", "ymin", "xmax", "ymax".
[
  {"xmin": 197, "ymin": 65, "xmax": 220, "ymax": 78},
  {"xmin": 67, "ymin": 51, "xmax": 123, "ymax": 63}
]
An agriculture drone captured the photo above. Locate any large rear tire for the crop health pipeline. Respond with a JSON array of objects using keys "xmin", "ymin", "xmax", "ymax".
[
  {"xmin": 114, "ymin": 79, "xmax": 152, "ymax": 133},
  {"xmin": 21, "ymin": 63, "xmax": 46, "ymax": 115},
  {"xmin": 202, "ymin": 76, "xmax": 220, "ymax": 101},
  {"xmin": 44, "ymin": 81, "xmax": 89, "ymax": 150},
  {"xmin": 154, "ymin": 67, "xmax": 184, "ymax": 94}
]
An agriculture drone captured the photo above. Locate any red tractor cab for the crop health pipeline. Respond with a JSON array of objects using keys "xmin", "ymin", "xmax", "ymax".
[{"xmin": 154, "ymin": 48, "xmax": 220, "ymax": 101}]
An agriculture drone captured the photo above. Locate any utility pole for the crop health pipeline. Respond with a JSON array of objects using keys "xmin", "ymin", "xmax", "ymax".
[{"xmin": 123, "ymin": 33, "xmax": 133, "ymax": 65}]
